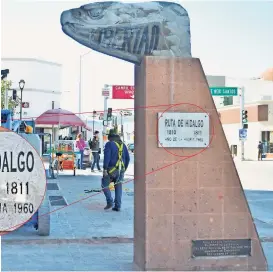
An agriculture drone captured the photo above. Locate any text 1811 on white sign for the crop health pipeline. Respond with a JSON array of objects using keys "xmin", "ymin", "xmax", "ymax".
[{"xmin": 158, "ymin": 112, "xmax": 210, "ymax": 148}]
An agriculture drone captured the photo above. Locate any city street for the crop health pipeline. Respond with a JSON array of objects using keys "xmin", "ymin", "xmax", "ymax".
[
  {"xmin": 1, "ymin": 156, "xmax": 273, "ymax": 271},
  {"xmin": 1, "ymin": 1, "xmax": 273, "ymax": 270}
]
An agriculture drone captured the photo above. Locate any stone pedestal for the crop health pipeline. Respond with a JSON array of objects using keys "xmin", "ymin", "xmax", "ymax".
[{"xmin": 134, "ymin": 57, "xmax": 267, "ymax": 271}]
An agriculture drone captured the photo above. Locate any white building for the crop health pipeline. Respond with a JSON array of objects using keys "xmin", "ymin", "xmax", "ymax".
[
  {"xmin": 207, "ymin": 75, "xmax": 273, "ymax": 108},
  {"xmin": 1, "ymin": 58, "xmax": 62, "ymax": 122},
  {"xmin": 207, "ymin": 73, "xmax": 273, "ymax": 161}
]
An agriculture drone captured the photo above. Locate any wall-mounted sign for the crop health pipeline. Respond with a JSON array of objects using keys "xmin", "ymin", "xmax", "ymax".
[
  {"xmin": 22, "ymin": 102, "xmax": 30, "ymax": 108},
  {"xmin": 239, "ymin": 129, "xmax": 247, "ymax": 141},
  {"xmin": 112, "ymin": 85, "xmax": 134, "ymax": 99},
  {"xmin": 102, "ymin": 90, "xmax": 110, "ymax": 97},
  {"xmin": 158, "ymin": 112, "xmax": 209, "ymax": 148},
  {"xmin": 210, "ymin": 87, "xmax": 238, "ymax": 96},
  {"xmin": 192, "ymin": 239, "xmax": 251, "ymax": 258},
  {"xmin": 99, "ymin": 113, "xmax": 104, "ymax": 120},
  {"xmin": 123, "ymin": 111, "xmax": 133, "ymax": 116}
]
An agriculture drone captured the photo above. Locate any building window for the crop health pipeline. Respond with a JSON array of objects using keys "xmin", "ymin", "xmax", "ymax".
[{"xmin": 223, "ymin": 96, "xmax": 233, "ymax": 106}]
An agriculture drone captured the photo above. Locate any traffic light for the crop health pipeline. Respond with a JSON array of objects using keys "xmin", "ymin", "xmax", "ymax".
[
  {"xmin": 242, "ymin": 110, "xmax": 248, "ymax": 123},
  {"xmin": 242, "ymin": 110, "xmax": 248, "ymax": 129},
  {"xmin": 1, "ymin": 69, "xmax": 9, "ymax": 80},
  {"xmin": 12, "ymin": 89, "xmax": 17, "ymax": 100},
  {"xmin": 107, "ymin": 108, "xmax": 112, "ymax": 118}
]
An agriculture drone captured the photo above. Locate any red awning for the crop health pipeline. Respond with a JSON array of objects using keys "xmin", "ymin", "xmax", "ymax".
[{"xmin": 35, "ymin": 108, "xmax": 90, "ymax": 130}]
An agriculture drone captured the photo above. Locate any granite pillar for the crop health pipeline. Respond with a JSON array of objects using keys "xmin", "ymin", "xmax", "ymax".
[{"xmin": 134, "ymin": 57, "xmax": 267, "ymax": 271}]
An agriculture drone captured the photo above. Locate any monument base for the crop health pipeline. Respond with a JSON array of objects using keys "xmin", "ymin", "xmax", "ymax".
[{"xmin": 134, "ymin": 57, "xmax": 267, "ymax": 271}]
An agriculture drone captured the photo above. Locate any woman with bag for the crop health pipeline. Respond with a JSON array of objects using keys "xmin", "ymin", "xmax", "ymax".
[{"xmin": 75, "ymin": 133, "xmax": 85, "ymax": 169}]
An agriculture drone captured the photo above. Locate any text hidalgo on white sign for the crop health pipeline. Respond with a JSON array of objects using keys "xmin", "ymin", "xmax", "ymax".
[
  {"xmin": 158, "ymin": 112, "xmax": 210, "ymax": 148},
  {"xmin": 0, "ymin": 131, "xmax": 46, "ymax": 232}
]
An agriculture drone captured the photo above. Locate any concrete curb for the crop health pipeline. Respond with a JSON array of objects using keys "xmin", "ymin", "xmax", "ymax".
[{"xmin": 2, "ymin": 237, "xmax": 134, "ymax": 245}]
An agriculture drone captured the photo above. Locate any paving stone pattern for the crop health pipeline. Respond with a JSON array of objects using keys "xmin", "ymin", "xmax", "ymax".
[{"xmin": 1, "ymin": 158, "xmax": 273, "ymax": 271}]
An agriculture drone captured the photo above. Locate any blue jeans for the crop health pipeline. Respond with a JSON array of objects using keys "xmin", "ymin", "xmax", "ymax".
[
  {"xmin": 102, "ymin": 171, "xmax": 124, "ymax": 209},
  {"xmin": 79, "ymin": 150, "xmax": 84, "ymax": 169},
  {"xmin": 91, "ymin": 152, "xmax": 101, "ymax": 170}
]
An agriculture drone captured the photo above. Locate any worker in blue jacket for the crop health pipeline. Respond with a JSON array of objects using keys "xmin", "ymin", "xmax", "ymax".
[{"xmin": 102, "ymin": 134, "xmax": 130, "ymax": 211}]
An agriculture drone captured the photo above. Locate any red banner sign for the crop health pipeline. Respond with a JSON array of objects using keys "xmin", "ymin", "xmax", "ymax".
[{"xmin": 112, "ymin": 85, "xmax": 134, "ymax": 99}]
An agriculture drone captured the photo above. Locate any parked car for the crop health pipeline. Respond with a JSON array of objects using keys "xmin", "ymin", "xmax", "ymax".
[{"xmin": 128, "ymin": 143, "xmax": 134, "ymax": 153}]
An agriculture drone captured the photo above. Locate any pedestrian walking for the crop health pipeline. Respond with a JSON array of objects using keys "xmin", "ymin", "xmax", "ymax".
[
  {"xmin": 89, "ymin": 130, "xmax": 101, "ymax": 172},
  {"xmin": 75, "ymin": 133, "xmax": 85, "ymax": 169},
  {"xmin": 258, "ymin": 141, "xmax": 264, "ymax": 161},
  {"xmin": 102, "ymin": 133, "xmax": 130, "ymax": 211}
]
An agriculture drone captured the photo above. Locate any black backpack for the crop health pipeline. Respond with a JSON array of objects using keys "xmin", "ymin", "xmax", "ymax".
[{"xmin": 88, "ymin": 138, "xmax": 94, "ymax": 149}]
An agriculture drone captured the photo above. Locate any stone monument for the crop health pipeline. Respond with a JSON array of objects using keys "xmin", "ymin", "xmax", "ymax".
[
  {"xmin": 134, "ymin": 57, "xmax": 267, "ymax": 270},
  {"xmin": 60, "ymin": 1, "xmax": 192, "ymax": 64},
  {"xmin": 60, "ymin": 2, "xmax": 267, "ymax": 270}
]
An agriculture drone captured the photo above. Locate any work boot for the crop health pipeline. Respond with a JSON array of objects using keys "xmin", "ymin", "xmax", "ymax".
[
  {"xmin": 104, "ymin": 203, "xmax": 113, "ymax": 210},
  {"xmin": 112, "ymin": 207, "xmax": 120, "ymax": 212}
]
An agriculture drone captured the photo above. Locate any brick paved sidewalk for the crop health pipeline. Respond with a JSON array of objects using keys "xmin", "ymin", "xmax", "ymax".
[
  {"xmin": 1, "ymin": 159, "xmax": 273, "ymax": 271},
  {"xmin": 3, "ymin": 168, "xmax": 135, "ymax": 241},
  {"xmin": 2, "ymin": 162, "xmax": 135, "ymax": 271}
]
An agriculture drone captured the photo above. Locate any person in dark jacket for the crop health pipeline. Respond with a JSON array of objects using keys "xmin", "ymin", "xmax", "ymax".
[
  {"xmin": 258, "ymin": 141, "xmax": 264, "ymax": 161},
  {"xmin": 102, "ymin": 134, "xmax": 130, "ymax": 211},
  {"xmin": 90, "ymin": 131, "xmax": 101, "ymax": 172}
]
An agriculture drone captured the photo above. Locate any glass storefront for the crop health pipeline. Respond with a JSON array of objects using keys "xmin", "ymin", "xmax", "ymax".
[{"xmin": 261, "ymin": 131, "xmax": 273, "ymax": 153}]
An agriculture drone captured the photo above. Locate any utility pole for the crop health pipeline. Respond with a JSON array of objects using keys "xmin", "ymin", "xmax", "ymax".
[
  {"xmin": 5, "ymin": 84, "xmax": 8, "ymax": 109},
  {"xmin": 1, "ymin": 69, "xmax": 10, "ymax": 127},
  {"xmin": 102, "ymin": 84, "xmax": 110, "ymax": 147},
  {"xmin": 52, "ymin": 101, "xmax": 55, "ymax": 142},
  {"xmin": 120, "ymin": 110, "xmax": 124, "ymax": 142},
  {"xmin": 79, "ymin": 51, "xmax": 92, "ymax": 133},
  {"xmin": 240, "ymin": 86, "xmax": 245, "ymax": 161},
  {"xmin": 78, "ymin": 55, "xmax": 83, "ymax": 133},
  {"xmin": 92, "ymin": 110, "xmax": 96, "ymax": 134},
  {"xmin": 2, "ymin": 71, "xmax": 9, "ymax": 109},
  {"xmin": 79, "ymin": 56, "xmax": 82, "ymax": 116}
]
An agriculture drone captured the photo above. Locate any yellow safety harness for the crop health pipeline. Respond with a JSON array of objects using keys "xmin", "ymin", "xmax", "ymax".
[{"xmin": 108, "ymin": 141, "xmax": 125, "ymax": 175}]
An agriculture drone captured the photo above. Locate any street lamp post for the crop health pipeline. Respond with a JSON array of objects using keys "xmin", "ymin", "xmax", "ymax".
[
  {"xmin": 79, "ymin": 51, "xmax": 92, "ymax": 133},
  {"xmin": 79, "ymin": 51, "xmax": 92, "ymax": 121},
  {"xmin": 19, "ymin": 79, "xmax": 25, "ymax": 120},
  {"xmin": 120, "ymin": 110, "xmax": 124, "ymax": 142},
  {"xmin": 92, "ymin": 110, "xmax": 96, "ymax": 134}
]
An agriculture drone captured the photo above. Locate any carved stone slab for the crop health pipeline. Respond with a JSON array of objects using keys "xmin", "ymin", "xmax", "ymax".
[{"xmin": 60, "ymin": 1, "xmax": 191, "ymax": 64}]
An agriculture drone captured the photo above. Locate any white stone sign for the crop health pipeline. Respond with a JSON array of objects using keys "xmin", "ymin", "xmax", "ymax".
[
  {"xmin": 158, "ymin": 112, "xmax": 210, "ymax": 148},
  {"xmin": 0, "ymin": 131, "xmax": 46, "ymax": 232}
]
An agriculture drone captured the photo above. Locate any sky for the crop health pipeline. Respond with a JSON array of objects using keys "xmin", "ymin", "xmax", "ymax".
[{"xmin": 1, "ymin": 0, "xmax": 273, "ymax": 114}]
